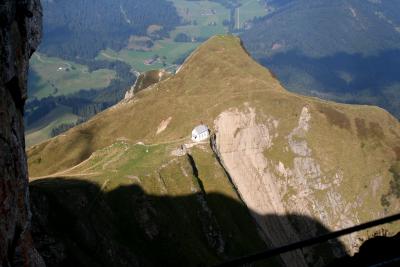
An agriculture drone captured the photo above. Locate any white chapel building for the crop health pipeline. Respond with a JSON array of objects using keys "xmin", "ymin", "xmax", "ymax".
[{"xmin": 191, "ymin": 124, "xmax": 210, "ymax": 142}]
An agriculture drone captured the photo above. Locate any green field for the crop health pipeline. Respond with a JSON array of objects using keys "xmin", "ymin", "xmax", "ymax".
[
  {"xmin": 170, "ymin": 0, "xmax": 230, "ymax": 37},
  {"xmin": 237, "ymin": 0, "xmax": 268, "ymax": 26},
  {"xmin": 96, "ymin": 0, "xmax": 267, "ymax": 72},
  {"xmin": 97, "ymin": 40, "xmax": 200, "ymax": 72},
  {"xmin": 29, "ymin": 53, "xmax": 116, "ymax": 99}
]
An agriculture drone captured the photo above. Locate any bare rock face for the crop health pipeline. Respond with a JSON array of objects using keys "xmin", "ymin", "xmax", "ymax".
[
  {"xmin": 214, "ymin": 107, "xmax": 309, "ymax": 267},
  {"xmin": 214, "ymin": 105, "xmax": 400, "ymax": 267},
  {"xmin": 0, "ymin": 0, "xmax": 43, "ymax": 266}
]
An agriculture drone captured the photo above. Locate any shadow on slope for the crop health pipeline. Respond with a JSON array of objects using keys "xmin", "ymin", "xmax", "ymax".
[{"xmin": 29, "ymin": 177, "xmax": 350, "ymax": 267}]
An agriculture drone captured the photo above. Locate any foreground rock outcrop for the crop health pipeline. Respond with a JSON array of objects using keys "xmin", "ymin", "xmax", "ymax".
[{"xmin": 0, "ymin": 0, "xmax": 43, "ymax": 265}]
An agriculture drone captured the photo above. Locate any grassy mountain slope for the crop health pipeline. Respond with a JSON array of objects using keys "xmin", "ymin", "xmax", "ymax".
[
  {"xmin": 28, "ymin": 35, "xmax": 284, "ymax": 176},
  {"xmin": 28, "ymin": 36, "xmax": 400, "ymax": 266},
  {"xmin": 26, "ymin": 0, "xmax": 268, "ymax": 147},
  {"xmin": 25, "ymin": 0, "xmax": 180, "ymax": 148}
]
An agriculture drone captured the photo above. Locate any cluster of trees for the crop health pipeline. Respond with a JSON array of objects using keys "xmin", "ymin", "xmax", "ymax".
[
  {"xmin": 40, "ymin": 0, "xmax": 181, "ymax": 60},
  {"xmin": 173, "ymin": 49, "xmax": 195, "ymax": 65},
  {"xmin": 50, "ymin": 123, "xmax": 75, "ymax": 137},
  {"xmin": 381, "ymin": 165, "xmax": 400, "ymax": 207},
  {"xmin": 174, "ymin": 33, "xmax": 192, "ymax": 43}
]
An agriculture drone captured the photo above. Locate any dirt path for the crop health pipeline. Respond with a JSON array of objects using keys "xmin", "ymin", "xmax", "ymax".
[{"xmin": 29, "ymin": 171, "xmax": 100, "ymax": 181}]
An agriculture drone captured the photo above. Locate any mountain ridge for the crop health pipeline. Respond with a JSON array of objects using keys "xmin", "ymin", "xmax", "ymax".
[
  {"xmin": 28, "ymin": 35, "xmax": 398, "ymax": 177},
  {"xmin": 28, "ymin": 35, "xmax": 286, "ymax": 176},
  {"xmin": 28, "ymin": 35, "xmax": 400, "ymax": 266}
]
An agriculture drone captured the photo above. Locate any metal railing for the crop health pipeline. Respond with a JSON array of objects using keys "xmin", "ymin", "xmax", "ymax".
[{"xmin": 214, "ymin": 213, "xmax": 400, "ymax": 267}]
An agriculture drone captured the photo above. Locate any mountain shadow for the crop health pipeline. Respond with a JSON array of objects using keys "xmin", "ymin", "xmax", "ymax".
[
  {"xmin": 29, "ymin": 177, "xmax": 348, "ymax": 267},
  {"xmin": 258, "ymin": 49, "xmax": 400, "ymax": 118}
]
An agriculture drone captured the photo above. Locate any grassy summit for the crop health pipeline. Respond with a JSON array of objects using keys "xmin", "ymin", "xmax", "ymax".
[
  {"xmin": 28, "ymin": 35, "xmax": 400, "ymax": 266},
  {"xmin": 28, "ymin": 35, "xmax": 283, "ymax": 176}
]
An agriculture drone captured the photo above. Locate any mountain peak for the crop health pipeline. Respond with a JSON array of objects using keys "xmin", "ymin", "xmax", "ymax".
[
  {"xmin": 174, "ymin": 35, "xmax": 284, "ymax": 93},
  {"xmin": 28, "ymin": 33, "xmax": 400, "ymax": 266},
  {"xmin": 28, "ymin": 35, "xmax": 400, "ymax": 178}
]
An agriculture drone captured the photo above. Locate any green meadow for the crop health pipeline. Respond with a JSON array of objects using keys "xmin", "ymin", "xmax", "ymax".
[
  {"xmin": 29, "ymin": 53, "xmax": 116, "ymax": 99},
  {"xmin": 97, "ymin": 0, "xmax": 267, "ymax": 72},
  {"xmin": 96, "ymin": 41, "xmax": 200, "ymax": 72}
]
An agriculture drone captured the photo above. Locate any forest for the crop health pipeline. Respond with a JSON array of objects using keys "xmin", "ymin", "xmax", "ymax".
[
  {"xmin": 40, "ymin": 0, "xmax": 181, "ymax": 60},
  {"xmin": 241, "ymin": 0, "xmax": 400, "ymax": 118}
]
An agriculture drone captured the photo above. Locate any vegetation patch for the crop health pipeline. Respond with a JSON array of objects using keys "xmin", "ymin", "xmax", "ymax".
[
  {"xmin": 264, "ymin": 141, "xmax": 295, "ymax": 170},
  {"xmin": 380, "ymin": 163, "xmax": 400, "ymax": 208},
  {"xmin": 369, "ymin": 122, "xmax": 385, "ymax": 139},
  {"xmin": 317, "ymin": 105, "xmax": 351, "ymax": 130},
  {"xmin": 389, "ymin": 164, "xmax": 400, "ymax": 198},
  {"xmin": 355, "ymin": 118, "xmax": 368, "ymax": 138},
  {"xmin": 355, "ymin": 118, "xmax": 385, "ymax": 140},
  {"xmin": 393, "ymin": 147, "xmax": 400, "ymax": 161}
]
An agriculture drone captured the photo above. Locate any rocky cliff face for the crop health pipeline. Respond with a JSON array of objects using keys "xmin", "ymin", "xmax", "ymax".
[
  {"xmin": 214, "ymin": 104, "xmax": 400, "ymax": 266},
  {"xmin": 0, "ymin": 0, "xmax": 43, "ymax": 266}
]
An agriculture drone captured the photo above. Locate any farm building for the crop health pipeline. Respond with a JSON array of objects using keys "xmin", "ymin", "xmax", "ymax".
[{"xmin": 191, "ymin": 124, "xmax": 210, "ymax": 142}]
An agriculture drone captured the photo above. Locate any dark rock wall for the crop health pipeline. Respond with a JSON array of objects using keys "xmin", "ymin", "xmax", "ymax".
[{"xmin": 0, "ymin": 0, "xmax": 43, "ymax": 266}]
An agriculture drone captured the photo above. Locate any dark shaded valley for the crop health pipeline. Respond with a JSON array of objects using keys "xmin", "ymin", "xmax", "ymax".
[{"xmin": 259, "ymin": 49, "xmax": 400, "ymax": 118}]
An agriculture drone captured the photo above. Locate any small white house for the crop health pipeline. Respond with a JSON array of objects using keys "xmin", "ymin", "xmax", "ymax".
[{"xmin": 191, "ymin": 124, "xmax": 210, "ymax": 142}]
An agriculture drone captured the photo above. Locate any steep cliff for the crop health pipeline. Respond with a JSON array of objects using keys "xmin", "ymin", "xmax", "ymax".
[
  {"xmin": 213, "ymin": 104, "xmax": 400, "ymax": 266},
  {"xmin": 0, "ymin": 0, "xmax": 43, "ymax": 266},
  {"xmin": 28, "ymin": 35, "xmax": 400, "ymax": 266}
]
